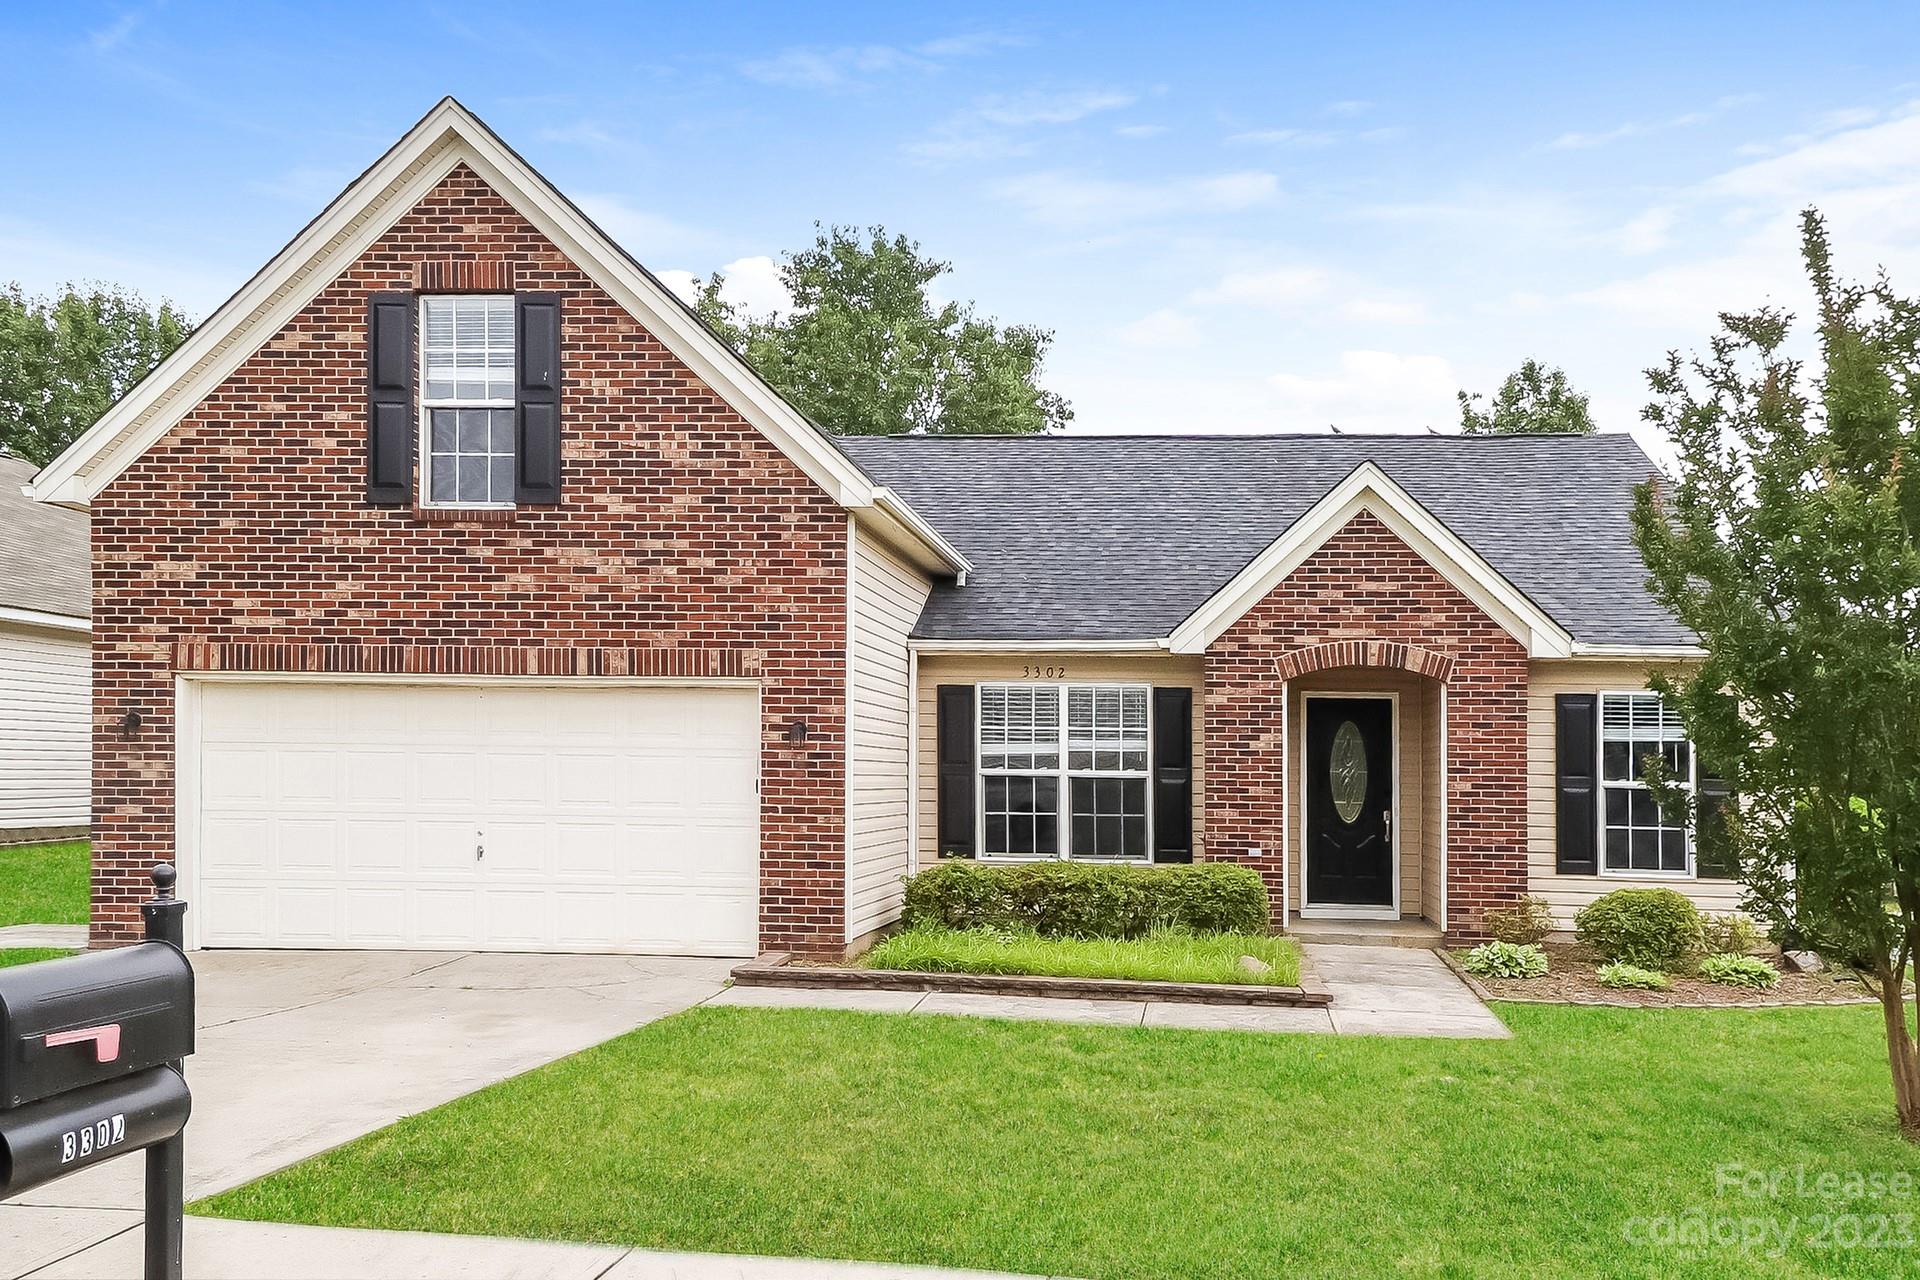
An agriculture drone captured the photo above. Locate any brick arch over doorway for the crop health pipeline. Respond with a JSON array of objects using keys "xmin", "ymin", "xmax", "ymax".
[{"xmin": 1275, "ymin": 639, "xmax": 1456, "ymax": 683}]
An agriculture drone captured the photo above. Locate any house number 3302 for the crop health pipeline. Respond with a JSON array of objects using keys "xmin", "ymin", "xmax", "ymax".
[
  {"xmin": 60, "ymin": 1113, "xmax": 126, "ymax": 1164},
  {"xmin": 1022, "ymin": 665, "xmax": 1067, "ymax": 679}
]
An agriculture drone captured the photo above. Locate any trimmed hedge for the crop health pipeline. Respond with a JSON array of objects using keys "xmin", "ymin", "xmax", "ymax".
[
  {"xmin": 1575, "ymin": 887, "xmax": 1703, "ymax": 972},
  {"xmin": 901, "ymin": 860, "xmax": 1271, "ymax": 938}
]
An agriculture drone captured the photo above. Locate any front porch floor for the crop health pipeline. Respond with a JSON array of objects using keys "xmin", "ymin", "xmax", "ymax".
[{"xmin": 1287, "ymin": 916, "xmax": 1443, "ymax": 948}]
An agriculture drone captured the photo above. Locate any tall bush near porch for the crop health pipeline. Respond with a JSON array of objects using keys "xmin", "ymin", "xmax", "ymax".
[{"xmin": 1631, "ymin": 210, "xmax": 1920, "ymax": 1135}]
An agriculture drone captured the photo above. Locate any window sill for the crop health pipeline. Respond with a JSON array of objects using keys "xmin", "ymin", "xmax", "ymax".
[{"xmin": 413, "ymin": 505, "xmax": 517, "ymax": 525}]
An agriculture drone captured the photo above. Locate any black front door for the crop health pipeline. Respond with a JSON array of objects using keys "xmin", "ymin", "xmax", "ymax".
[{"xmin": 1305, "ymin": 697, "xmax": 1394, "ymax": 908}]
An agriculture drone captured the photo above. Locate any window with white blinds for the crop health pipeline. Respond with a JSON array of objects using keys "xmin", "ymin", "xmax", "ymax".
[
  {"xmin": 977, "ymin": 683, "xmax": 1151, "ymax": 862},
  {"xmin": 1600, "ymin": 692, "xmax": 1694, "ymax": 875}
]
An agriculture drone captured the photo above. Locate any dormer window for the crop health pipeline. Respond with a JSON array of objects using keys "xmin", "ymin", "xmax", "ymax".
[{"xmin": 420, "ymin": 295, "xmax": 516, "ymax": 507}]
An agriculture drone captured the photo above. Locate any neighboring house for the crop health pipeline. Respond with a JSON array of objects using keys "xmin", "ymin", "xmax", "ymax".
[
  {"xmin": 28, "ymin": 100, "xmax": 1729, "ymax": 957},
  {"xmin": 0, "ymin": 452, "xmax": 91, "ymax": 844}
]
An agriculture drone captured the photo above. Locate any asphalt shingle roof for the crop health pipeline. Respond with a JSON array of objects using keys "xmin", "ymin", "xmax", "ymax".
[
  {"xmin": 837, "ymin": 432, "xmax": 1689, "ymax": 647},
  {"xmin": 0, "ymin": 453, "xmax": 88, "ymax": 621}
]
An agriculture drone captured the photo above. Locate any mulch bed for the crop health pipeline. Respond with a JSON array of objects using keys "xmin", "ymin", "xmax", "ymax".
[{"xmin": 1443, "ymin": 943, "xmax": 1879, "ymax": 1008}]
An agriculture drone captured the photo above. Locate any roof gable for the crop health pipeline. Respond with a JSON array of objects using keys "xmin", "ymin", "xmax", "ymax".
[
  {"xmin": 1166, "ymin": 461, "xmax": 1573, "ymax": 657},
  {"xmin": 24, "ymin": 100, "xmax": 966, "ymax": 578}
]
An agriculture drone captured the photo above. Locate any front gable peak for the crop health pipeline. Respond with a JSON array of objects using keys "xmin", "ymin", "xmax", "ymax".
[{"xmin": 1166, "ymin": 461, "xmax": 1575, "ymax": 658}]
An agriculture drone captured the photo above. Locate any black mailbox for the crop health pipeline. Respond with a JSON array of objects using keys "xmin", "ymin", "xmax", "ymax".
[
  {"xmin": 0, "ymin": 943, "xmax": 194, "ymax": 1109},
  {"xmin": 0, "ymin": 1064, "xmax": 190, "ymax": 1198}
]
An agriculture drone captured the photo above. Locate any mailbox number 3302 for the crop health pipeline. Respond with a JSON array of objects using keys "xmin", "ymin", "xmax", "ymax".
[{"xmin": 60, "ymin": 1113, "xmax": 126, "ymax": 1164}]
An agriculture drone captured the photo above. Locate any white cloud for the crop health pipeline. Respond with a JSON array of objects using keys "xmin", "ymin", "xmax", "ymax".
[
  {"xmin": 1117, "ymin": 308, "xmax": 1202, "ymax": 348},
  {"xmin": 1190, "ymin": 266, "xmax": 1329, "ymax": 308},
  {"xmin": 1114, "ymin": 123, "xmax": 1169, "ymax": 140},
  {"xmin": 740, "ymin": 30, "xmax": 1015, "ymax": 90},
  {"xmin": 662, "ymin": 256, "xmax": 791, "ymax": 319},
  {"xmin": 1226, "ymin": 128, "xmax": 1340, "ymax": 148},
  {"xmin": 1612, "ymin": 207, "xmax": 1677, "ymax": 256},
  {"xmin": 908, "ymin": 89, "xmax": 1136, "ymax": 163},
  {"xmin": 1341, "ymin": 296, "xmax": 1430, "ymax": 325},
  {"xmin": 1707, "ymin": 103, "xmax": 1920, "ymax": 198},
  {"xmin": 574, "ymin": 195, "xmax": 723, "ymax": 263},
  {"xmin": 1548, "ymin": 93, "xmax": 1759, "ymax": 150},
  {"xmin": 993, "ymin": 170, "xmax": 1279, "ymax": 227},
  {"xmin": 88, "ymin": 11, "xmax": 140, "ymax": 52},
  {"xmin": 1325, "ymin": 99, "xmax": 1374, "ymax": 117},
  {"xmin": 1265, "ymin": 350, "xmax": 1459, "ymax": 432},
  {"xmin": 739, "ymin": 44, "xmax": 923, "ymax": 90}
]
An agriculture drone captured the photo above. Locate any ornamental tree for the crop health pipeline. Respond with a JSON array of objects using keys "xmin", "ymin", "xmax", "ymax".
[
  {"xmin": 1632, "ymin": 210, "xmax": 1920, "ymax": 1135},
  {"xmin": 1457, "ymin": 358, "xmax": 1595, "ymax": 434}
]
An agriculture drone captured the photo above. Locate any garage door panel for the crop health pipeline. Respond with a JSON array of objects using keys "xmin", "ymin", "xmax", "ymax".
[{"xmin": 193, "ymin": 682, "xmax": 759, "ymax": 955}]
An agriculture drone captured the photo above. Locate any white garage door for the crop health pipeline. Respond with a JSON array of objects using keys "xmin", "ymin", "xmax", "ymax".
[{"xmin": 189, "ymin": 681, "xmax": 760, "ymax": 955}]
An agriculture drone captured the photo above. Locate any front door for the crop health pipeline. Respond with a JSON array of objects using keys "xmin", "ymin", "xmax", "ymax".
[{"xmin": 1304, "ymin": 696, "xmax": 1394, "ymax": 909}]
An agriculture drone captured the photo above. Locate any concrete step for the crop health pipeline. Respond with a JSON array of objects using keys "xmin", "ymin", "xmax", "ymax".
[{"xmin": 1286, "ymin": 919, "xmax": 1443, "ymax": 948}]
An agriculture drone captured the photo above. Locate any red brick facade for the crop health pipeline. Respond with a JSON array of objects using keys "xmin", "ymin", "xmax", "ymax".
[
  {"xmin": 1201, "ymin": 510, "xmax": 1530, "ymax": 938},
  {"xmin": 90, "ymin": 165, "xmax": 851, "ymax": 956}
]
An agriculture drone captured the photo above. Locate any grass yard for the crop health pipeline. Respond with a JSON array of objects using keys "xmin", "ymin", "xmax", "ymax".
[
  {"xmin": 862, "ymin": 926, "xmax": 1302, "ymax": 986},
  {"xmin": 0, "ymin": 947, "xmax": 77, "ymax": 969},
  {"xmin": 201, "ymin": 1002, "xmax": 1920, "ymax": 1279},
  {"xmin": 0, "ymin": 839, "xmax": 88, "ymax": 926}
]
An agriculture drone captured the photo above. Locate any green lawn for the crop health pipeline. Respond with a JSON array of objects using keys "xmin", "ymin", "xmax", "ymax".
[
  {"xmin": 0, "ymin": 947, "xmax": 77, "ymax": 968},
  {"xmin": 200, "ymin": 1002, "xmax": 1920, "ymax": 1279},
  {"xmin": 0, "ymin": 839, "xmax": 89, "ymax": 926},
  {"xmin": 862, "ymin": 926, "xmax": 1302, "ymax": 986}
]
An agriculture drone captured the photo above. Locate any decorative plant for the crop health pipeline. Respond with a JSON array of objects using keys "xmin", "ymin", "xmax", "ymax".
[
  {"xmin": 1700, "ymin": 913, "xmax": 1764, "ymax": 956},
  {"xmin": 1597, "ymin": 962, "xmax": 1671, "ymax": 991},
  {"xmin": 1461, "ymin": 941, "xmax": 1549, "ymax": 980},
  {"xmin": 1699, "ymin": 952, "xmax": 1781, "ymax": 989},
  {"xmin": 1575, "ymin": 888, "xmax": 1703, "ymax": 972},
  {"xmin": 1483, "ymin": 896, "xmax": 1557, "ymax": 945}
]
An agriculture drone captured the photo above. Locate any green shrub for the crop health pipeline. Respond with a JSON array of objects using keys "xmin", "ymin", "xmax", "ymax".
[
  {"xmin": 1574, "ymin": 888, "xmax": 1703, "ymax": 971},
  {"xmin": 1483, "ymin": 896, "xmax": 1557, "ymax": 945},
  {"xmin": 901, "ymin": 860, "xmax": 1270, "ymax": 939},
  {"xmin": 1698, "ymin": 951, "xmax": 1781, "ymax": 989},
  {"xmin": 1461, "ymin": 941, "xmax": 1549, "ymax": 979},
  {"xmin": 1597, "ymin": 961, "xmax": 1671, "ymax": 990},
  {"xmin": 1700, "ymin": 912, "xmax": 1764, "ymax": 956}
]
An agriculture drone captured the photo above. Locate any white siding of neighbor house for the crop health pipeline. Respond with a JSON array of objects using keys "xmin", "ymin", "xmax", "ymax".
[
  {"xmin": 846, "ymin": 525, "xmax": 934, "ymax": 943},
  {"xmin": 1527, "ymin": 658, "xmax": 1744, "ymax": 929},
  {"xmin": 0, "ymin": 623, "xmax": 90, "ymax": 832}
]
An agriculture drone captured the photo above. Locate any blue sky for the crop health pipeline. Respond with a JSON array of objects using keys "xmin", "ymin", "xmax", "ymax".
[{"xmin": 6, "ymin": 3, "xmax": 1920, "ymax": 451}]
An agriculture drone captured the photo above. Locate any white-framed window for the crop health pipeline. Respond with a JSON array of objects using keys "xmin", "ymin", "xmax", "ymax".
[
  {"xmin": 420, "ymin": 295, "xmax": 515, "ymax": 507},
  {"xmin": 1599, "ymin": 691, "xmax": 1694, "ymax": 876},
  {"xmin": 978, "ymin": 683, "xmax": 1151, "ymax": 862}
]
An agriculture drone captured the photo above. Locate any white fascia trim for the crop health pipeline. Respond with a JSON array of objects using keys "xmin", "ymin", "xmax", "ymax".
[
  {"xmin": 1564, "ymin": 642, "xmax": 1707, "ymax": 660},
  {"xmin": 856, "ymin": 487, "xmax": 973, "ymax": 580},
  {"xmin": 1166, "ymin": 461, "xmax": 1575, "ymax": 658},
  {"xmin": 907, "ymin": 638, "xmax": 1173, "ymax": 654},
  {"xmin": 25, "ymin": 99, "xmax": 965, "ymax": 578},
  {"xmin": 0, "ymin": 605, "xmax": 90, "ymax": 634}
]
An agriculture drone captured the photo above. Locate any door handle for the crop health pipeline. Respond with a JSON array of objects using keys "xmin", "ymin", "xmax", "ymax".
[
  {"xmin": 476, "ymin": 830, "xmax": 485, "ymax": 861},
  {"xmin": 1383, "ymin": 809, "xmax": 1392, "ymax": 844}
]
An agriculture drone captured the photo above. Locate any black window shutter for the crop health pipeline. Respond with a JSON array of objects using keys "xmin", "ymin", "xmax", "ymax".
[
  {"xmin": 1696, "ymin": 768, "xmax": 1736, "ymax": 879},
  {"xmin": 1555, "ymin": 693, "xmax": 1599, "ymax": 874},
  {"xmin": 366, "ymin": 293, "xmax": 414, "ymax": 506},
  {"xmin": 514, "ymin": 292, "xmax": 562, "ymax": 505},
  {"xmin": 936, "ymin": 684, "xmax": 976, "ymax": 857},
  {"xmin": 1152, "ymin": 686, "xmax": 1194, "ymax": 863}
]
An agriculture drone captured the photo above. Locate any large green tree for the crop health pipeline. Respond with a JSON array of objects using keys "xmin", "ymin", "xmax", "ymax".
[
  {"xmin": 1632, "ymin": 211, "xmax": 1920, "ymax": 1134},
  {"xmin": 0, "ymin": 283, "xmax": 193, "ymax": 465},
  {"xmin": 694, "ymin": 225, "xmax": 1071, "ymax": 436},
  {"xmin": 1457, "ymin": 358, "xmax": 1595, "ymax": 434}
]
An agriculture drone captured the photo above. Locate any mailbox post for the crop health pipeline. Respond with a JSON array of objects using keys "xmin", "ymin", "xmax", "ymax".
[
  {"xmin": 141, "ymin": 865, "xmax": 189, "ymax": 1280},
  {"xmin": 0, "ymin": 864, "xmax": 194, "ymax": 1280}
]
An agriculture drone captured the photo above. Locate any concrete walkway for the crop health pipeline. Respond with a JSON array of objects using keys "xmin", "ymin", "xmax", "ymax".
[
  {"xmin": 707, "ymin": 943, "xmax": 1509, "ymax": 1038},
  {"xmin": 1306, "ymin": 944, "xmax": 1512, "ymax": 1038},
  {"xmin": 3, "ymin": 951, "xmax": 733, "ymax": 1279},
  {"xmin": 27, "ymin": 1218, "xmax": 1061, "ymax": 1280},
  {"xmin": 0, "ymin": 924, "xmax": 85, "ymax": 948}
]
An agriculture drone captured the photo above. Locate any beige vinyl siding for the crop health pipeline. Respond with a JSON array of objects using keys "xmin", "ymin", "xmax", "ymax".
[
  {"xmin": 1286, "ymin": 669, "xmax": 1434, "ymax": 919},
  {"xmin": 0, "ymin": 622, "xmax": 90, "ymax": 831},
  {"xmin": 913, "ymin": 653, "xmax": 1204, "ymax": 867},
  {"xmin": 1527, "ymin": 658, "xmax": 1743, "ymax": 928},
  {"xmin": 847, "ymin": 527, "xmax": 935, "ymax": 940}
]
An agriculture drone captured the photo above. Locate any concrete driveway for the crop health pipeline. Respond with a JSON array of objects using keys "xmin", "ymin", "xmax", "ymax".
[{"xmin": 2, "ymin": 950, "xmax": 732, "ymax": 1278}]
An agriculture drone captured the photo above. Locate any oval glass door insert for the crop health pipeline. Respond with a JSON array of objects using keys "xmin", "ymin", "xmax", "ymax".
[{"xmin": 1330, "ymin": 720, "xmax": 1367, "ymax": 824}]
